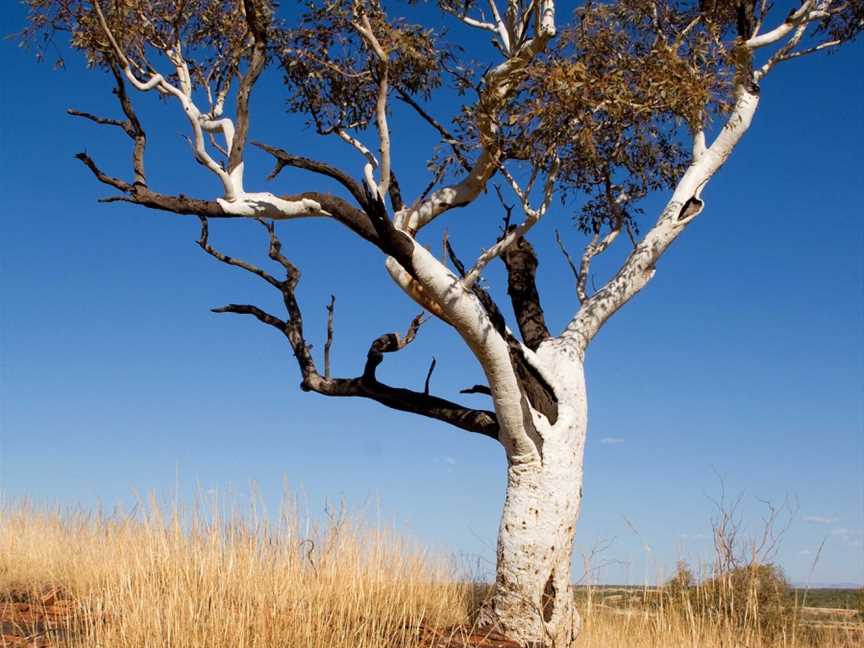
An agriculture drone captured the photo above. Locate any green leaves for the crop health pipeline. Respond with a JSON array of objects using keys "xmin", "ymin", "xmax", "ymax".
[
  {"xmin": 22, "ymin": 0, "xmax": 272, "ymax": 99},
  {"xmin": 278, "ymin": 0, "xmax": 446, "ymax": 135}
]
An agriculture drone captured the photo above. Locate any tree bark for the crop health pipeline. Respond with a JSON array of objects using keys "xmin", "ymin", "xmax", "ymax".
[{"xmin": 479, "ymin": 341, "xmax": 588, "ymax": 647}]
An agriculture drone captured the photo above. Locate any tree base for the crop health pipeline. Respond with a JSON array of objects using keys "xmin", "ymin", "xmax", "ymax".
[{"xmin": 416, "ymin": 622, "xmax": 522, "ymax": 648}]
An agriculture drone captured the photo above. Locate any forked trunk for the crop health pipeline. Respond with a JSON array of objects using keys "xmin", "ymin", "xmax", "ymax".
[{"xmin": 480, "ymin": 348, "xmax": 587, "ymax": 646}]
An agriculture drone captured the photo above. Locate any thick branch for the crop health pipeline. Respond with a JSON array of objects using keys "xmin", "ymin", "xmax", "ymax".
[
  {"xmin": 78, "ymin": 162, "xmax": 341, "ymax": 224},
  {"xmin": 445, "ymin": 236, "xmax": 557, "ymax": 421},
  {"xmin": 564, "ymin": 85, "xmax": 760, "ymax": 354},
  {"xmin": 302, "ymin": 374, "xmax": 499, "ymax": 439},
  {"xmin": 744, "ymin": 1, "xmax": 821, "ymax": 49},
  {"xmin": 227, "ymin": 0, "xmax": 270, "ymax": 173},
  {"xmin": 78, "ymin": 156, "xmax": 372, "ymax": 241},
  {"xmin": 364, "ymin": 188, "xmax": 416, "ymax": 272},
  {"xmin": 500, "ymin": 235, "xmax": 550, "ymax": 351}
]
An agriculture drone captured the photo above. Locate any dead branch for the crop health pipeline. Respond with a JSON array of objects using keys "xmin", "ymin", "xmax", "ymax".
[
  {"xmin": 324, "ymin": 295, "xmax": 335, "ymax": 379},
  {"xmin": 199, "ymin": 219, "xmax": 498, "ymax": 438},
  {"xmin": 363, "ymin": 313, "xmax": 426, "ymax": 380},
  {"xmin": 424, "ymin": 357, "xmax": 437, "ymax": 395},
  {"xmin": 253, "ymin": 141, "xmax": 368, "ymax": 208},
  {"xmin": 461, "ymin": 385, "xmax": 493, "ymax": 396}
]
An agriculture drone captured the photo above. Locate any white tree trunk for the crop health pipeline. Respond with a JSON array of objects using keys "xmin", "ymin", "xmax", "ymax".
[{"xmin": 480, "ymin": 342, "xmax": 588, "ymax": 646}]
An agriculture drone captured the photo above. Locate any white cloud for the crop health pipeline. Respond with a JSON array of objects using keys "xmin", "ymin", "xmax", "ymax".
[
  {"xmin": 830, "ymin": 527, "xmax": 864, "ymax": 548},
  {"xmin": 600, "ymin": 437, "xmax": 625, "ymax": 445},
  {"xmin": 444, "ymin": 456, "xmax": 457, "ymax": 466},
  {"xmin": 798, "ymin": 549, "xmax": 812, "ymax": 556},
  {"xmin": 802, "ymin": 515, "xmax": 839, "ymax": 524}
]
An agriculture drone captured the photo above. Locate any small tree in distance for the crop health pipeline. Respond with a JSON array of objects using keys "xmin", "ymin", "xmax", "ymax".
[
  {"xmin": 19, "ymin": 0, "xmax": 862, "ymax": 644},
  {"xmin": 665, "ymin": 560, "xmax": 696, "ymax": 597}
]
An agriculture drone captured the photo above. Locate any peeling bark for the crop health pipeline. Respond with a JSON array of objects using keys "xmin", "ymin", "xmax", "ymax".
[{"xmin": 501, "ymin": 235, "xmax": 550, "ymax": 351}]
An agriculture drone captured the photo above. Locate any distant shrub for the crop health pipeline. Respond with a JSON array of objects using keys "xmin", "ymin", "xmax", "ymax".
[
  {"xmin": 663, "ymin": 560, "xmax": 695, "ymax": 597},
  {"xmin": 667, "ymin": 562, "xmax": 794, "ymax": 638}
]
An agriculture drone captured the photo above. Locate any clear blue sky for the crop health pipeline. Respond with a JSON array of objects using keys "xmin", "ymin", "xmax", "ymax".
[{"xmin": 0, "ymin": 3, "xmax": 861, "ymax": 586}]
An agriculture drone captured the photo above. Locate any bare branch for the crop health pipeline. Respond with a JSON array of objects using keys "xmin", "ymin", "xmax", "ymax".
[
  {"xmin": 325, "ymin": 295, "xmax": 335, "ymax": 379},
  {"xmin": 337, "ymin": 128, "xmax": 379, "ymax": 170},
  {"xmin": 253, "ymin": 141, "xmax": 368, "ymax": 207},
  {"xmin": 258, "ymin": 218, "xmax": 300, "ymax": 284},
  {"xmin": 196, "ymin": 217, "xmax": 282, "ymax": 290},
  {"xmin": 108, "ymin": 62, "xmax": 147, "ymax": 187},
  {"xmin": 201, "ymin": 216, "xmax": 496, "ymax": 437},
  {"xmin": 424, "ymin": 357, "xmax": 436, "ymax": 395},
  {"xmin": 564, "ymin": 82, "xmax": 761, "ymax": 354},
  {"xmin": 754, "ymin": 3, "xmax": 842, "ymax": 81},
  {"xmin": 460, "ymin": 384, "xmax": 492, "ymax": 396},
  {"xmin": 74, "ymin": 152, "xmax": 132, "ymax": 193},
  {"xmin": 363, "ymin": 312, "xmax": 426, "ymax": 380},
  {"xmin": 438, "ymin": 234, "xmax": 558, "ymax": 421},
  {"xmin": 462, "ymin": 159, "xmax": 559, "ymax": 289},
  {"xmin": 444, "ymin": 231, "xmax": 467, "ymax": 277},
  {"xmin": 487, "ymin": 0, "xmax": 511, "ymax": 52},
  {"xmin": 67, "ymin": 109, "xmax": 126, "ymax": 129},
  {"xmin": 388, "ymin": 169, "xmax": 404, "ymax": 212},
  {"xmin": 577, "ymin": 181, "xmax": 625, "ymax": 303},
  {"xmin": 554, "ymin": 229, "xmax": 579, "ymax": 293},
  {"xmin": 441, "ymin": 4, "xmax": 498, "ymax": 34},
  {"xmin": 395, "ymin": 88, "xmax": 471, "ymax": 172},
  {"xmin": 776, "ymin": 38, "xmax": 843, "ymax": 62},
  {"xmin": 306, "ymin": 373, "xmax": 500, "ymax": 439},
  {"xmin": 212, "ymin": 303, "xmax": 286, "ymax": 331}
]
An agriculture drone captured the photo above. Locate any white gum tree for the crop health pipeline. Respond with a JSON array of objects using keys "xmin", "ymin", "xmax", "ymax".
[{"xmin": 21, "ymin": 0, "xmax": 863, "ymax": 644}]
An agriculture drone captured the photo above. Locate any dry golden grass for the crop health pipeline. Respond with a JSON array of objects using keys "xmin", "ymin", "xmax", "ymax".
[
  {"xmin": 0, "ymin": 496, "xmax": 860, "ymax": 648},
  {"xmin": 0, "ymin": 496, "xmax": 470, "ymax": 648},
  {"xmin": 573, "ymin": 596, "xmax": 862, "ymax": 648}
]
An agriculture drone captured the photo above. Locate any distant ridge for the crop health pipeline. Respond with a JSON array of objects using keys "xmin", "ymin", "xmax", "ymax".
[{"xmin": 793, "ymin": 582, "xmax": 863, "ymax": 589}]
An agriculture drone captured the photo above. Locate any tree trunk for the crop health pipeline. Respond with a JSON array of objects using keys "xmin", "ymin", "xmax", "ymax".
[{"xmin": 480, "ymin": 346, "xmax": 587, "ymax": 646}]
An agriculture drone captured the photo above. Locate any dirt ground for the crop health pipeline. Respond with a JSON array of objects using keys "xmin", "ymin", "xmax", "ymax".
[{"xmin": 0, "ymin": 588, "xmax": 74, "ymax": 648}]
